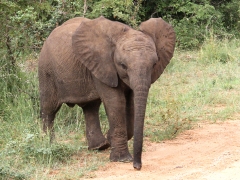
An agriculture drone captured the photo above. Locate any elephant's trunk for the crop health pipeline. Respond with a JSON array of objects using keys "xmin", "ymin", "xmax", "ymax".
[{"xmin": 132, "ymin": 82, "xmax": 150, "ymax": 170}]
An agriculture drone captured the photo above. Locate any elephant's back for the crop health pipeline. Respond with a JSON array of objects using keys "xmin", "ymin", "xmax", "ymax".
[
  {"xmin": 62, "ymin": 17, "xmax": 90, "ymax": 26},
  {"xmin": 39, "ymin": 19, "xmax": 92, "ymax": 79},
  {"xmin": 39, "ymin": 17, "xmax": 88, "ymax": 66},
  {"xmin": 42, "ymin": 17, "xmax": 89, "ymax": 50},
  {"xmin": 38, "ymin": 22, "xmax": 78, "ymax": 73},
  {"xmin": 38, "ymin": 18, "xmax": 98, "ymax": 105},
  {"xmin": 39, "ymin": 18, "xmax": 93, "ymax": 82}
]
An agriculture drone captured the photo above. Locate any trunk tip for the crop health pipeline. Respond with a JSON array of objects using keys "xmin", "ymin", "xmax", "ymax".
[{"xmin": 133, "ymin": 162, "xmax": 142, "ymax": 170}]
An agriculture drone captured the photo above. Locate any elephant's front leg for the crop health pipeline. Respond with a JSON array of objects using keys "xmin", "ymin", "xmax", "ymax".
[
  {"xmin": 105, "ymin": 97, "xmax": 133, "ymax": 162},
  {"xmin": 94, "ymin": 80, "xmax": 132, "ymax": 162},
  {"xmin": 82, "ymin": 100, "xmax": 110, "ymax": 150}
]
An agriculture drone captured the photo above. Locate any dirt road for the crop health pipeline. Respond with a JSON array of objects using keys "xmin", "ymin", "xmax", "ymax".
[{"xmin": 85, "ymin": 120, "xmax": 240, "ymax": 180}]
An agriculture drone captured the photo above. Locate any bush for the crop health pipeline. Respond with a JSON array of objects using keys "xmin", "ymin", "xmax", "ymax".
[
  {"xmin": 141, "ymin": 0, "xmax": 231, "ymax": 49},
  {"xmin": 86, "ymin": 0, "xmax": 143, "ymax": 27},
  {"xmin": 200, "ymin": 34, "xmax": 240, "ymax": 64}
]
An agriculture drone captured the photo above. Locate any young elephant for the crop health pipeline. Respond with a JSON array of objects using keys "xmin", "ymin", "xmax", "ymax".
[{"xmin": 38, "ymin": 16, "xmax": 176, "ymax": 170}]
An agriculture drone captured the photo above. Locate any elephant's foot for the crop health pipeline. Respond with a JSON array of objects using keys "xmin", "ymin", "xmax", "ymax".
[
  {"xmin": 110, "ymin": 149, "xmax": 133, "ymax": 162},
  {"xmin": 88, "ymin": 139, "xmax": 110, "ymax": 151}
]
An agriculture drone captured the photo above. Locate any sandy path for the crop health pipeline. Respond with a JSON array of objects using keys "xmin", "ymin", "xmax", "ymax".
[{"xmin": 84, "ymin": 120, "xmax": 240, "ymax": 180}]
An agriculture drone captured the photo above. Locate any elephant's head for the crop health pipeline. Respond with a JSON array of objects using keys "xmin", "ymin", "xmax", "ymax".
[{"xmin": 72, "ymin": 16, "xmax": 176, "ymax": 170}]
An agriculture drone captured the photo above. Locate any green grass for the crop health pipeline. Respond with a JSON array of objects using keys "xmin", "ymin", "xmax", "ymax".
[
  {"xmin": 145, "ymin": 37, "xmax": 240, "ymax": 141},
  {"xmin": 1, "ymin": 37, "xmax": 240, "ymax": 179}
]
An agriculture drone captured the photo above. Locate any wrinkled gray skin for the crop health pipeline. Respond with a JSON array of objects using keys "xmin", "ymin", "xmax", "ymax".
[{"xmin": 38, "ymin": 16, "xmax": 176, "ymax": 170}]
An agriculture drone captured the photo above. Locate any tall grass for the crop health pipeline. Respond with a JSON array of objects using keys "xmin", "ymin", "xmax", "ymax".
[
  {"xmin": 145, "ymin": 37, "xmax": 240, "ymax": 142},
  {"xmin": 0, "ymin": 37, "xmax": 240, "ymax": 179}
]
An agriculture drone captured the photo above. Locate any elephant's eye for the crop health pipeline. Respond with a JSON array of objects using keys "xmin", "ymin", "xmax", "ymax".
[{"xmin": 120, "ymin": 62, "xmax": 127, "ymax": 70}]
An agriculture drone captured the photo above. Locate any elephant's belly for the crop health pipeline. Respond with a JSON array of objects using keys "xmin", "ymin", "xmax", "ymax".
[{"xmin": 56, "ymin": 78, "xmax": 100, "ymax": 105}]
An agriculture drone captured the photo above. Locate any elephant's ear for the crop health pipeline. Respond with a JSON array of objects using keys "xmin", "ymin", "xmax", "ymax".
[
  {"xmin": 72, "ymin": 16, "xmax": 130, "ymax": 87},
  {"xmin": 139, "ymin": 18, "xmax": 176, "ymax": 83}
]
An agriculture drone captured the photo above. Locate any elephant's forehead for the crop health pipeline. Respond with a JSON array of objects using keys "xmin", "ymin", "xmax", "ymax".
[
  {"xmin": 120, "ymin": 35, "xmax": 156, "ymax": 52},
  {"xmin": 117, "ymin": 30, "xmax": 155, "ymax": 50},
  {"xmin": 122, "ymin": 40, "xmax": 156, "ymax": 52}
]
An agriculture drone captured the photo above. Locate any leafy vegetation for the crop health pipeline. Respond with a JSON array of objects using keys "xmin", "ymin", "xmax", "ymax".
[
  {"xmin": 142, "ymin": 0, "xmax": 240, "ymax": 48},
  {"xmin": 0, "ymin": 0, "xmax": 239, "ymax": 179},
  {"xmin": 0, "ymin": 0, "xmax": 239, "ymax": 55}
]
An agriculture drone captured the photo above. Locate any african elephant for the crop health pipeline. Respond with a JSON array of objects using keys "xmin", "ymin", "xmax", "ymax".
[{"xmin": 38, "ymin": 16, "xmax": 176, "ymax": 170}]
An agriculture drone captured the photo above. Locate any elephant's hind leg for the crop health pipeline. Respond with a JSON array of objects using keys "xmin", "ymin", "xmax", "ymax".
[
  {"xmin": 41, "ymin": 113, "xmax": 55, "ymax": 140},
  {"xmin": 40, "ymin": 103, "xmax": 61, "ymax": 142},
  {"xmin": 82, "ymin": 100, "xmax": 110, "ymax": 150},
  {"xmin": 39, "ymin": 78, "xmax": 62, "ymax": 142}
]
